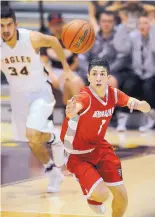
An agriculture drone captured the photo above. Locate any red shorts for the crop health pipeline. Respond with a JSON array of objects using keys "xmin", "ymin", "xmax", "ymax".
[{"xmin": 67, "ymin": 146, "xmax": 123, "ymax": 198}]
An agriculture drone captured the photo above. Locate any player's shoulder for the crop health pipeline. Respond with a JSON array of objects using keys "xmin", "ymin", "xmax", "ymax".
[
  {"xmin": 18, "ymin": 28, "xmax": 31, "ymax": 41},
  {"xmin": 79, "ymin": 86, "xmax": 92, "ymax": 100},
  {"xmin": 107, "ymin": 85, "xmax": 120, "ymax": 103},
  {"xmin": 76, "ymin": 86, "xmax": 91, "ymax": 104},
  {"xmin": 18, "ymin": 28, "xmax": 31, "ymax": 34},
  {"xmin": 108, "ymin": 86, "xmax": 125, "ymax": 96},
  {"xmin": 108, "ymin": 85, "xmax": 122, "ymax": 92},
  {"xmin": 79, "ymin": 86, "xmax": 90, "ymax": 94},
  {"xmin": 107, "ymin": 85, "xmax": 116, "ymax": 94}
]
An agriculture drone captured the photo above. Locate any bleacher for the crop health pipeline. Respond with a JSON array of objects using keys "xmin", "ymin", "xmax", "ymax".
[{"xmin": 10, "ymin": 1, "xmax": 89, "ymax": 30}]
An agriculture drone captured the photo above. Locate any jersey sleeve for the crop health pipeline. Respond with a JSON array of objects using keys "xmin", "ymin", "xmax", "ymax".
[
  {"xmin": 75, "ymin": 92, "xmax": 90, "ymax": 113},
  {"xmin": 60, "ymin": 117, "xmax": 69, "ymax": 142},
  {"xmin": 116, "ymin": 89, "xmax": 130, "ymax": 107}
]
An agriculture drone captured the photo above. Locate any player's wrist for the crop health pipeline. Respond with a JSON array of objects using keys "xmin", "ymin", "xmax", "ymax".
[{"xmin": 62, "ymin": 61, "xmax": 70, "ymax": 72}]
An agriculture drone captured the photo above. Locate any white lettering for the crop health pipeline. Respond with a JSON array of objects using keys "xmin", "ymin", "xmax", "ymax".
[{"xmin": 92, "ymin": 107, "xmax": 114, "ymax": 118}]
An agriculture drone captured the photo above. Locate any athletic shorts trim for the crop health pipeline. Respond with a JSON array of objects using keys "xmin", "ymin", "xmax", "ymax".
[
  {"xmin": 86, "ymin": 177, "xmax": 103, "ymax": 198},
  {"xmin": 105, "ymin": 180, "xmax": 124, "ymax": 186}
]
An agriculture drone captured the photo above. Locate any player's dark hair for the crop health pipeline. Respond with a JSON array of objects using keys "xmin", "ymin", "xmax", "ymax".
[
  {"xmin": 88, "ymin": 59, "xmax": 110, "ymax": 74},
  {"xmin": 1, "ymin": 6, "xmax": 16, "ymax": 22}
]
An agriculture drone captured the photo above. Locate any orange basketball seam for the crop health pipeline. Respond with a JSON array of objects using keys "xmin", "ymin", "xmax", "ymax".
[
  {"xmin": 68, "ymin": 23, "xmax": 87, "ymax": 49},
  {"xmin": 85, "ymin": 26, "xmax": 95, "ymax": 52},
  {"xmin": 62, "ymin": 21, "xmax": 77, "ymax": 46},
  {"xmin": 75, "ymin": 25, "xmax": 92, "ymax": 53}
]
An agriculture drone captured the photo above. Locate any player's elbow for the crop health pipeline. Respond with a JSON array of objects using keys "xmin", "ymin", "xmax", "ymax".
[{"xmin": 50, "ymin": 36, "xmax": 60, "ymax": 48}]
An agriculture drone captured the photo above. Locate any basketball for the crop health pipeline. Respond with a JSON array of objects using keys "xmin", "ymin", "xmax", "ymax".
[{"xmin": 61, "ymin": 19, "xmax": 95, "ymax": 54}]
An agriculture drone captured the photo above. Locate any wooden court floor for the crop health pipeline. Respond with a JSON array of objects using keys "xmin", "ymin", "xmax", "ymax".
[{"xmin": 1, "ymin": 107, "xmax": 155, "ymax": 217}]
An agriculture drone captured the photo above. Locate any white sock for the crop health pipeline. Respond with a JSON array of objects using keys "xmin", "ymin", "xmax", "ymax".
[
  {"xmin": 52, "ymin": 144, "xmax": 65, "ymax": 167},
  {"xmin": 43, "ymin": 159, "xmax": 54, "ymax": 169}
]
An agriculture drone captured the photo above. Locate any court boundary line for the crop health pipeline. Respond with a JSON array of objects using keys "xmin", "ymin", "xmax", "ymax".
[
  {"xmin": 1, "ymin": 210, "xmax": 100, "ymax": 216},
  {"xmin": 1, "ymin": 175, "xmax": 45, "ymax": 187},
  {"xmin": 1, "ymin": 174, "xmax": 73, "ymax": 188}
]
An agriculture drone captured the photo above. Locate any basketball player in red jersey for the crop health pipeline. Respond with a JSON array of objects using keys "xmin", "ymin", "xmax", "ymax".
[{"xmin": 61, "ymin": 59, "xmax": 151, "ymax": 217}]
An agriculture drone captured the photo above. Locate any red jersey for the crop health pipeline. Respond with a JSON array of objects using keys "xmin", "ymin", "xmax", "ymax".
[{"xmin": 61, "ymin": 85, "xmax": 129, "ymax": 153}]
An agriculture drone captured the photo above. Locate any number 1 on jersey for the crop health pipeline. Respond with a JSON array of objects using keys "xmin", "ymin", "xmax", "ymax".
[{"xmin": 98, "ymin": 119, "xmax": 106, "ymax": 134}]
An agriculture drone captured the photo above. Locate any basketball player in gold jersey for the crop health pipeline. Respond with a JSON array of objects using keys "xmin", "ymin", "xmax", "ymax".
[{"xmin": 1, "ymin": 6, "xmax": 71, "ymax": 192}]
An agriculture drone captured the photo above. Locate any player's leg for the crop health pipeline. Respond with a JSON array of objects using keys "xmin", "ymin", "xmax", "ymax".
[
  {"xmin": 86, "ymin": 181, "xmax": 109, "ymax": 214},
  {"xmin": 26, "ymin": 128, "xmax": 51, "ymax": 164},
  {"xmin": 97, "ymin": 146, "xmax": 128, "ymax": 217},
  {"xmin": 108, "ymin": 184, "xmax": 128, "ymax": 217},
  {"xmin": 66, "ymin": 153, "xmax": 109, "ymax": 214},
  {"xmin": 26, "ymin": 127, "xmax": 64, "ymax": 193},
  {"xmin": 11, "ymin": 85, "xmax": 64, "ymax": 192},
  {"xmin": 88, "ymin": 181, "xmax": 109, "ymax": 203},
  {"xmin": 26, "ymin": 94, "xmax": 64, "ymax": 193}
]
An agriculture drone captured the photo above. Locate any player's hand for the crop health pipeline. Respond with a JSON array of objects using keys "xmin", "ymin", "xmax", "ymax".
[
  {"xmin": 66, "ymin": 98, "xmax": 77, "ymax": 118},
  {"xmin": 127, "ymin": 98, "xmax": 139, "ymax": 113}
]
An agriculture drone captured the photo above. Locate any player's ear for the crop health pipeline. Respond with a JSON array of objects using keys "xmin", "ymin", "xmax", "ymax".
[
  {"xmin": 87, "ymin": 73, "xmax": 90, "ymax": 82},
  {"xmin": 15, "ymin": 21, "xmax": 18, "ymax": 28}
]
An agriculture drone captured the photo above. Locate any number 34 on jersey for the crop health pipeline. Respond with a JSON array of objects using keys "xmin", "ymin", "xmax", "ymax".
[{"xmin": 8, "ymin": 66, "xmax": 29, "ymax": 76}]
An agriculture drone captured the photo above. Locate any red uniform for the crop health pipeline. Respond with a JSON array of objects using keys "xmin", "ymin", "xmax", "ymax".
[{"xmin": 61, "ymin": 85, "xmax": 129, "ymax": 198}]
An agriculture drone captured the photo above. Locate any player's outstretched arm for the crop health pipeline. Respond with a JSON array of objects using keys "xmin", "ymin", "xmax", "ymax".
[
  {"xmin": 66, "ymin": 98, "xmax": 83, "ymax": 119},
  {"xmin": 127, "ymin": 97, "xmax": 151, "ymax": 113},
  {"xmin": 30, "ymin": 31, "xmax": 70, "ymax": 73}
]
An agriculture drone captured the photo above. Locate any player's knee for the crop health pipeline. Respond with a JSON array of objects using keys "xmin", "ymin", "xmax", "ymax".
[
  {"xmin": 96, "ymin": 188, "xmax": 109, "ymax": 202},
  {"xmin": 91, "ymin": 183, "xmax": 109, "ymax": 203},
  {"xmin": 26, "ymin": 129, "xmax": 42, "ymax": 144}
]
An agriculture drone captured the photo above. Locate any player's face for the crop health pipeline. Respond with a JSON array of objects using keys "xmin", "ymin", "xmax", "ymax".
[
  {"xmin": 1, "ymin": 18, "xmax": 17, "ymax": 42},
  {"xmin": 87, "ymin": 66, "xmax": 109, "ymax": 89},
  {"xmin": 99, "ymin": 14, "xmax": 115, "ymax": 34},
  {"xmin": 138, "ymin": 17, "xmax": 150, "ymax": 37}
]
